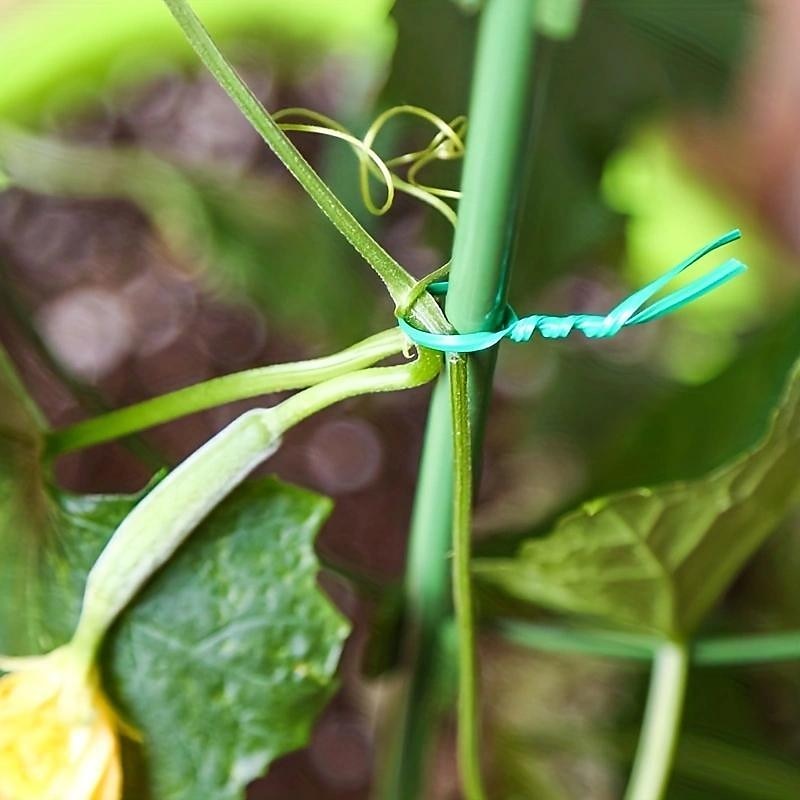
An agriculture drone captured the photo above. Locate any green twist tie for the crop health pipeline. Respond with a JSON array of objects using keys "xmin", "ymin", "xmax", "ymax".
[{"xmin": 398, "ymin": 229, "xmax": 747, "ymax": 353}]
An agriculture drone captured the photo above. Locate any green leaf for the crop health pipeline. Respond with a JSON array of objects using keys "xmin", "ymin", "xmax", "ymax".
[
  {"xmin": 0, "ymin": 347, "xmax": 52, "ymax": 654},
  {"xmin": 0, "ymin": 346, "xmax": 349, "ymax": 797},
  {"xmin": 474, "ymin": 358, "xmax": 800, "ymax": 638},
  {"xmin": 125, "ymin": 481, "xmax": 350, "ymax": 798},
  {"xmin": 33, "ymin": 480, "xmax": 349, "ymax": 800},
  {"xmin": 535, "ymin": 0, "xmax": 583, "ymax": 41}
]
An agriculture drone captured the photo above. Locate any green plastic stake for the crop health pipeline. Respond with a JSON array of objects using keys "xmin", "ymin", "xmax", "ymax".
[{"xmin": 389, "ymin": 0, "xmax": 538, "ymax": 797}]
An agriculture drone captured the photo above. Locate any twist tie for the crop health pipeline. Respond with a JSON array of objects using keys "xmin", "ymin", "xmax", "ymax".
[{"xmin": 397, "ymin": 229, "xmax": 747, "ymax": 353}]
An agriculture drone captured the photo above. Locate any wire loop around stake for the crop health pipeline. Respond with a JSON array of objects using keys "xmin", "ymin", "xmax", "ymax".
[{"xmin": 397, "ymin": 230, "xmax": 747, "ymax": 353}]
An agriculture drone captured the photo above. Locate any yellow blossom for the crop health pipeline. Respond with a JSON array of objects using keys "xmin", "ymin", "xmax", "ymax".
[{"xmin": 0, "ymin": 647, "xmax": 122, "ymax": 800}]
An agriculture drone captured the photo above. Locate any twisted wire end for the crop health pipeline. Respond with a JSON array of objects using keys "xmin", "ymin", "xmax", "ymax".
[{"xmin": 397, "ymin": 230, "xmax": 747, "ymax": 353}]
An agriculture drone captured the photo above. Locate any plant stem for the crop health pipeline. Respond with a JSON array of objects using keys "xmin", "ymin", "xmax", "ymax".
[
  {"xmin": 498, "ymin": 620, "xmax": 800, "ymax": 667},
  {"xmin": 269, "ymin": 346, "xmax": 441, "ymax": 433},
  {"xmin": 625, "ymin": 640, "xmax": 690, "ymax": 800},
  {"xmin": 46, "ymin": 328, "xmax": 406, "ymax": 456},
  {"xmin": 73, "ymin": 346, "xmax": 441, "ymax": 657},
  {"xmin": 694, "ymin": 630, "xmax": 800, "ymax": 665},
  {"xmin": 161, "ymin": 0, "xmax": 447, "ymax": 334},
  {"xmin": 449, "ymin": 355, "xmax": 486, "ymax": 800},
  {"xmin": 390, "ymin": 1, "xmax": 537, "ymax": 797}
]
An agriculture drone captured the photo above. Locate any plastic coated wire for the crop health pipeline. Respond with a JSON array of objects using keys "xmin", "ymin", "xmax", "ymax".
[{"xmin": 397, "ymin": 229, "xmax": 747, "ymax": 352}]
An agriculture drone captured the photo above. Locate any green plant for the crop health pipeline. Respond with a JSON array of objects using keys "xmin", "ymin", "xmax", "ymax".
[{"xmin": 4, "ymin": 1, "xmax": 800, "ymax": 799}]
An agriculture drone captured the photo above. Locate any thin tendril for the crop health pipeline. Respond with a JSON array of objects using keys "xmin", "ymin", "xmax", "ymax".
[
  {"xmin": 272, "ymin": 106, "xmax": 464, "ymax": 231},
  {"xmin": 272, "ymin": 105, "xmax": 466, "ymax": 317}
]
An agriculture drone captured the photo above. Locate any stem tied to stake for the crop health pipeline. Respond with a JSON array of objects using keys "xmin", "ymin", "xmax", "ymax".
[
  {"xmin": 391, "ymin": 1, "xmax": 538, "ymax": 797},
  {"xmin": 160, "ymin": 0, "xmax": 449, "ymax": 335},
  {"xmin": 450, "ymin": 355, "xmax": 486, "ymax": 800}
]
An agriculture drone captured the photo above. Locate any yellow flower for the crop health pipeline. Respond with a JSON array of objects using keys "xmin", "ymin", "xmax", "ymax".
[{"xmin": 0, "ymin": 647, "xmax": 122, "ymax": 800}]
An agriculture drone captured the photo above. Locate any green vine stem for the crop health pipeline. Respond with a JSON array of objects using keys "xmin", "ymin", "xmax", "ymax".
[
  {"xmin": 694, "ymin": 632, "xmax": 800, "ymax": 665},
  {"xmin": 46, "ymin": 328, "xmax": 407, "ymax": 456},
  {"xmin": 73, "ymin": 345, "xmax": 441, "ymax": 656},
  {"xmin": 161, "ymin": 0, "xmax": 448, "ymax": 335},
  {"xmin": 390, "ymin": 1, "xmax": 537, "ymax": 796},
  {"xmin": 268, "ymin": 346, "xmax": 440, "ymax": 432},
  {"xmin": 624, "ymin": 640, "xmax": 690, "ymax": 800},
  {"xmin": 449, "ymin": 354, "xmax": 486, "ymax": 800}
]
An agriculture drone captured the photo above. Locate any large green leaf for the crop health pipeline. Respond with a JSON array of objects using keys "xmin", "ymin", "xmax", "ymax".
[
  {"xmin": 53, "ymin": 480, "xmax": 349, "ymax": 800},
  {"xmin": 474, "ymin": 358, "xmax": 800, "ymax": 638},
  {"xmin": 0, "ymin": 348, "xmax": 349, "ymax": 798},
  {"xmin": 0, "ymin": 347, "xmax": 53, "ymax": 653}
]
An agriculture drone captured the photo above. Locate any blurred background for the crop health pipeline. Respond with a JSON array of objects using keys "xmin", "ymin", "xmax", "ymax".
[{"xmin": 2, "ymin": 0, "xmax": 800, "ymax": 797}]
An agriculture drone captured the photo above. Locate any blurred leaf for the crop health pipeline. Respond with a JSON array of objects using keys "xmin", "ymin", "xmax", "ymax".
[
  {"xmin": 535, "ymin": 0, "xmax": 583, "ymax": 41},
  {"xmin": 475, "ymin": 357, "xmax": 800, "ymax": 637},
  {"xmin": 669, "ymin": 731, "xmax": 800, "ymax": 800},
  {"xmin": 670, "ymin": 665, "xmax": 800, "ymax": 800},
  {"xmin": 589, "ymin": 301, "xmax": 800, "ymax": 495},
  {"xmin": 598, "ymin": 0, "xmax": 752, "ymax": 91},
  {"xmin": 489, "ymin": 640, "xmax": 800, "ymax": 800},
  {"xmin": 0, "ymin": 127, "xmax": 369, "ymax": 342},
  {"xmin": 493, "ymin": 734, "xmax": 571, "ymax": 800},
  {"xmin": 361, "ymin": 583, "xmax": 404, "ymax": 678},
  {"xmin": 382, "ymin": 0, "xmax": 475, "ymax": 121},
  {"xmin": 603, "ymin": 127, "xmax": 768, "ymax": 330},
  {"xmin": 0, "ymin": 0, "xmax": 393, "ymax": 124},
  {"xmin": 601, "ymin": 125, "xmax": 791, "ymax": 384},
  {"xmin": 504, "ymin": 726, "xmax": 800, "ymax": 800},
  {"xmin": 0, "ymin": 343, "xmax": 348, "ymax": 797},
  {"xmin": 0, "ymin": 346, "xmax": 50, "ymax": 654},
  {"xmin": 521, "ymin": 0, "xmax": 752, "ymax": 289},
  {"xmin": 190, "ymin": 177, "xmax": 371, "ymax": 344}
]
